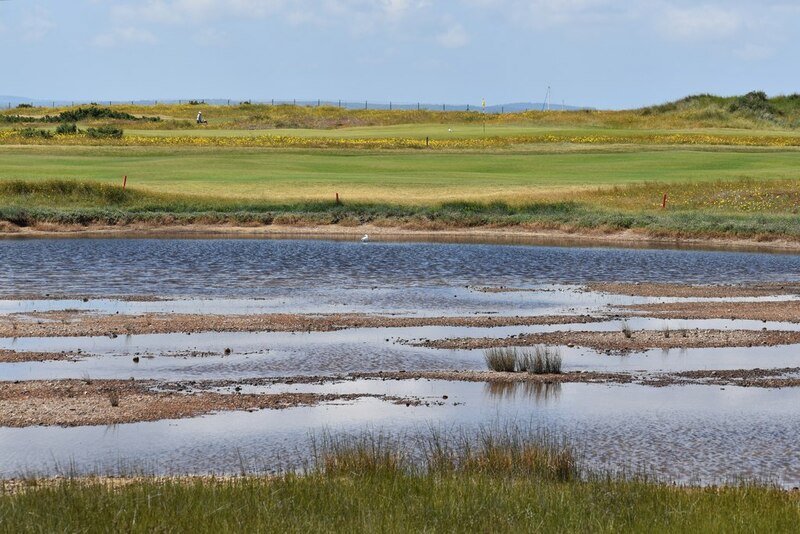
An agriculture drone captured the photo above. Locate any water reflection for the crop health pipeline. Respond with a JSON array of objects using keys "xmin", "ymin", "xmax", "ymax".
[{"xmin": 484, "ymin": 381, "xmax": 562, "ymax": 404}]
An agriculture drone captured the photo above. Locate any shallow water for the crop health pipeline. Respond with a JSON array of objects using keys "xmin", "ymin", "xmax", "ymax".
[
  {"xmin": 3, "ymin": 238, "xmax": 800, "ymax": 298},
  {"xmin": 3, "ymin": 316, "xmax": 800, "ymax": 381},
  {"xmin": 2, "ymin": 382, "xmax": 799, "ymax": 487},
  {"xmin": 2, "ymin": 237, "xmax": 800, "ymax": 485}
]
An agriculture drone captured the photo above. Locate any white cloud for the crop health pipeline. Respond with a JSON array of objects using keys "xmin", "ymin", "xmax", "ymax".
[
  {"xmin": 658, "ymin": 4, "xmax": 741, "ymax": 41},
  {"xmin": 22, "ymin": 7, "xmax": 55, "ymax": 42},
  {"xmin": 437, "ymin": 23, "xmax": 468, "ymax": 48},
  {"xmin": 92, "ymin": 27, "xmax": 158, "ymax": 47}
]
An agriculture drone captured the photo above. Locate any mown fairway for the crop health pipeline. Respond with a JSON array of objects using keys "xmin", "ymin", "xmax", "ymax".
[{"xmin": 1, "ymin": 145, "xmax": 799, "ymax": 204}]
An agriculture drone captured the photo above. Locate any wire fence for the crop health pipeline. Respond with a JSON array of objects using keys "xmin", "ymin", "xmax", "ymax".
[{"xmin": 3, "ymin": 98, "xmax": 585, "ymax": 114}]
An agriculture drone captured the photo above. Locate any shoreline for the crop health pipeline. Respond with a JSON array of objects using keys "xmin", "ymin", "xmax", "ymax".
[{"xmin": 3, "ymin": 222, "xmax": 800, "ymax": 252}]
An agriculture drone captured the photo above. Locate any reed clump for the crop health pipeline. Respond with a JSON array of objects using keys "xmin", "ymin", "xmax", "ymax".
[{"xmin": 485, "ymin": 346, "xmax": 562, "ymax": 374}]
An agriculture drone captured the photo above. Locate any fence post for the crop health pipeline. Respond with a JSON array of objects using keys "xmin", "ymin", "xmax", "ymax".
[
  {"xmin": 365, "ymin": 100, "xmax": 368, "ymax": 110},
  {"xmin": 389, "ymin": 102, "xmax": 392, "ymax": 111}
]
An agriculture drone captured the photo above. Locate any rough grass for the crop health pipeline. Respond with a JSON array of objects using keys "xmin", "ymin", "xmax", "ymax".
[
  {"xmin": 5, "ymin": 92, "xmax": 800, "ymax": 131},
  {"xmin": 2, "ymin": 179, "xmax": 800, "ymax": 241},
  {"xmin": 1, "ymin": 430, "xmax": 798, "ymax": 533}
]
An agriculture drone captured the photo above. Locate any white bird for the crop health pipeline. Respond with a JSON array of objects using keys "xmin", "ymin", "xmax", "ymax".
[
  {"xmin": 447, "ymin": 128, "xmax": 452, "ymax": 132},
  {"xmin": 361, "ymin": 234, "xmax": 369, "ymax": 243}
]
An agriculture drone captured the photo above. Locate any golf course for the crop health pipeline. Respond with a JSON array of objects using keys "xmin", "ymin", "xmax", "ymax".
[{"xmin": 2, "ymin": 92, "xmax": 800, "ymax": 246}]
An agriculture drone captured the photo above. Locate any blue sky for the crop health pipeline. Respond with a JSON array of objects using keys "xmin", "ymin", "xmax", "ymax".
[{"xmin": 2, "ymin": 0, "xmax": 799, "ymax": 109}]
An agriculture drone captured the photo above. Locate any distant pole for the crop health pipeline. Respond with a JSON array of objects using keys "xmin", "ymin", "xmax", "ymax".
[
  {"xmin": 389, "ymin": 102, "xmax": 392, "ymax": 111},
  {"xmin": 318, "ymin": 99, "xmax": 321, "ymax": 107},
  {"xmin": 123, "ymin": 175, "xmax": 127, "ymax": 189},
  {"xmin": 662, "ymin": 193, "xmax": 668, "ymax": 209},
  {"xmin": 365, "ymin": 100, "xmax": 368, "ymax": 110},
  {"xmin": 417, "ymin": 102, "xmax": 420, "ymax": 111},
  {"xmin": 443, "ymin": 104, "xmax": 445, "ymax": 111},
  {"xmin": 482, "ymin": 98, "xmax": 486, "ymax": 137},
  {"xmin": 338, "ymin": 100, "xmax": 341, "ymax": 108}
]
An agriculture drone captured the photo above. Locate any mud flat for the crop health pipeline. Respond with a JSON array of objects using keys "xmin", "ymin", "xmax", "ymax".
[
  {"xmin": 624, "ymin": 300, "xmax": 800, "ymax": 322},
  {"xmin": 0, "ymin": 379, "xmax": 399, "ymax": 427},
  {"xmin": 0, "ymin": 350, "xmax": 82, "ymax": 363},
  {"xmin": 419, "ymin": 329, "xmax": 800, "ymax": 352},
  {"xmin": 0, "ymin": 312, "xmax": 600, "ymax": 338},
  {"xmin": 588, "ymin": 282, "xmax": 800, "ymax": 298}
]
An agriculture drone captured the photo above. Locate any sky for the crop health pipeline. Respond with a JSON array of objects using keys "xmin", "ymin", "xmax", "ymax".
[{"xmin": 1, "ymin": 0, "xmax": 799, "ymax": 109}]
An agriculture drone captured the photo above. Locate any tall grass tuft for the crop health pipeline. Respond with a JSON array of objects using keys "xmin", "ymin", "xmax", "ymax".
[
  {"xmin": 485, "ymin": 346, "xmax": 562, "ymax": 374},
  {"xmin": 621, "ymin": 320, "xmax": 633, "ymax": 339},
  {"xmin": 530, "ymin": 346, "xmax": 562, "ymax": 374},
  {"xmin": 314, "ymin": 427, "xmax": 578, "ymax": 482},
  {"xmin": 484, "ymin": 347, "xmax": 518, "ymax": 372}
]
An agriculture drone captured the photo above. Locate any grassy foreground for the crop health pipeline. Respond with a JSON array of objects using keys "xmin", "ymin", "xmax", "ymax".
[{"xmin": 1, "ymin": 432, "xmax": 797, "ymax": 533}]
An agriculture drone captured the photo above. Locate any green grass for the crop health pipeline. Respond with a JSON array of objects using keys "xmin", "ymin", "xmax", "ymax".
[
  {"xmin": 1, "ymin": 431, "xmax": 798, "ymax": 533},
  {"xmin": 1, "ymin": 145, "xmax": 799, "ymax": 204}
]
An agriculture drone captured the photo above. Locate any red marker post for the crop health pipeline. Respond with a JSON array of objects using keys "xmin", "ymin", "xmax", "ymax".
[
  {"xmin": 661, "ymin": 193, "xmax": 667, "ymax": 209},
  {"xmin": 123, "ymin": 175, "xmax": 127, "ymax": 189}
]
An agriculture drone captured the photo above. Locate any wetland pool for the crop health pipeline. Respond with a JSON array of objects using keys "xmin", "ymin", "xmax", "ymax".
[{"xmin": 2, "ymin": 237, "xmax": 800, "ymax": 486}]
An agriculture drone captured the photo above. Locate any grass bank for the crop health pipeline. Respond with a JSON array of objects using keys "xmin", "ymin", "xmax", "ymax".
[
  {"xmin": 2, "ymin": 431, "xmax": 798, "ymax": 532},
  {"xmin": 2, "ymin": 180, "xmax": 799, "ymax": 243}
]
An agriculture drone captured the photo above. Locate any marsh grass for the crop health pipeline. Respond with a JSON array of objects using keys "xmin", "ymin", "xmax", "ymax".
[
  {"xmin": 621, "ymin": 320, "xmax": 633, "ymax": 339},
  {"xmin": 484, "ymin": 347, "xmax": 518, "ymax": 372},
  {"xmin": 531, "ymin": 346, "xmax": 562, "ymax": 374},
  {"xmin": 2, "ymin": 429, "xmax": 798, "ymax": 532},
  {"xmin": 485, "ymin": 346, "xmax": 562, "ymax": 374}
]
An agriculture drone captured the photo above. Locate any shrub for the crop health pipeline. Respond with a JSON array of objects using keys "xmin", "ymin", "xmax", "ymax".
[
  {"xmin": 85, "ymin": 126, "xmax": 123, "ymax": 139},
  {"xmin": 17, "ymin": 128, "xmax": 53, "ymax": 139},
  {"xmin": 55, "ymin": 122, "xmax": 78, "ymax": 134},
  {"xmin": 16, "ymin": 103, "xmax": 33, "ymax": 108}
]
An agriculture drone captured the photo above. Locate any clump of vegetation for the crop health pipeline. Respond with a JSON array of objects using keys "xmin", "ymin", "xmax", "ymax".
[
  {"xmin": 188, "ymin": 100, "xmax": 205, "ymax": 106},
  {"xmin": 16, "ymin": 103, "xmax": 33, "ymax": 109},
  {"xmin": 17, "ymin": 127, "xmax": 53, "ymax": 139},
  {"xmin": 484, "ymin": 347, "xmax": 518, "ymax": 372},
  {"xmin": 85, "ymin": 126, "xmax": 123, "ymax": 139},
  {"xmin": 485, "ymin": 346, "xmax": 562, "ymax": 374},
  {"xmin": 728, "ymin": 91, "xmax": 781, "ymax": 117},
  {"xmin": 621, "ymin": 320, "xmax": 633, "ymax": 339},
  {"xmin": 316, "ymin": 428, "xmax": 578, "ymax": 481},
  {"xmin": 108, "ymin": 389, "xmax": 120, "ymax": 407},
  {"xmin": 530, "ymin": 346, "xmax": 562, "ymax": 374},
  {"xmin": 52, "ymin": 107, "xmax": 145, "ymax": 123},
  {"xmin": 55, "ymin": 122, "xmax": 78, "ymax": 135}
]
